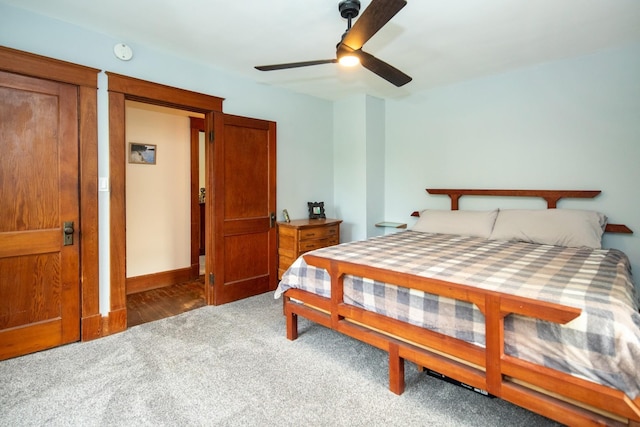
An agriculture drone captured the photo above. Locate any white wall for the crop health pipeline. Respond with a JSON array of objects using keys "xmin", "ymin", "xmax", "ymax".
[
  {"xmin": 0, "ymin": 3, "xmax": 334, "ymax": 313},
  {"xmin": 125, "ymin": 103, "xmax": 191, "ymax": 277},
  {"xmin": 384, "ymin": 43, "xmax": 640, "ymax": 288}
]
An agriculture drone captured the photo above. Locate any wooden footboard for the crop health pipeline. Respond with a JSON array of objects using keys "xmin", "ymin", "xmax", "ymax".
[{"xmin": 283, "ymin": 254, "xmax": 640, "ymax": 427}]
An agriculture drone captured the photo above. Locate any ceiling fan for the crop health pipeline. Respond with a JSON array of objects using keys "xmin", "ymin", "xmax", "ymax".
[{"xmin": 255, "ymin": 0, "xmax": 412, "ymax": 87}]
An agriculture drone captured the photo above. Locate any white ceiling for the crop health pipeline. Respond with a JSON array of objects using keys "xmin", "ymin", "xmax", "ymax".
[{"xmin": 5, "ymin": 0, "xmax": 640, "ymax": 101}]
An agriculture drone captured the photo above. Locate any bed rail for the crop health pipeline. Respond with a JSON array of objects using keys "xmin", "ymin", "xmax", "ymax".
[
  {"xmin": 409, "ymin": 188, "xmax": 632, "ymax": 234},
  {"xmin": 284, "ymin": 253, "xmax": 640, "ymax": 426}
]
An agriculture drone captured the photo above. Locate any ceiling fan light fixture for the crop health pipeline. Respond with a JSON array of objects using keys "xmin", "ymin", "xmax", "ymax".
[
  {"xmin": 338, "ymin": 54, "xmax": 360, "ymax": 67},
  {"xmin": 255, "ymin": 0, "xmax": 411, "ymax": 87}
]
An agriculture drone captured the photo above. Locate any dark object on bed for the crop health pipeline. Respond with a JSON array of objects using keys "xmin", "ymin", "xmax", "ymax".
[{"xmin": 278, "ymin": 189, "xmax": 640, "ymax": 427}]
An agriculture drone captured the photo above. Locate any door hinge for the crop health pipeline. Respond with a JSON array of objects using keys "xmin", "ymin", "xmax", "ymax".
[
  {"xmin": 209, "ymin": 272, "xmax": 214, "ymax": 285},
  {"xmin": 209, "ymin": 131, "xmax": 214, "ymax": 142}
]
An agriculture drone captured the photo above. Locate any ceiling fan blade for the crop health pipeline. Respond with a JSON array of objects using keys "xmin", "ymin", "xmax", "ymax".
[
  {"xmin": 357, "ymin": 50, "xmax": 412, "ymax": 87},
  {"xmin": 342, "ymin": 0, "xmax": 407, "ymax": 50},
  {"xmin": 255, "ymin": 59, "xmax": 337, "ymax": 71}
]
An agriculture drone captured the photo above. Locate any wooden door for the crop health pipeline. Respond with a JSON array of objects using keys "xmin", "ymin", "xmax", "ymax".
[
  {"xmin": 210, "ymin": 114, "xmax": 277, "ymax": 305},
  {"xmin": 0, "ymin": 70, "xmax": 80, "ymax": 359}
]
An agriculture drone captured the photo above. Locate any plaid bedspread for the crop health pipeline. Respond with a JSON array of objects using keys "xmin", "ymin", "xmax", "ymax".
[{"xmin": 276, "ymin": 230, "xmax": 640, "ymax": 399}]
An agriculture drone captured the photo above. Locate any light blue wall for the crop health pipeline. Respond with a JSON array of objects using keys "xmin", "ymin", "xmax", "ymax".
[
  {"xmin": 332, "ymin": 94, "xmax": 386, "ymax": 242},
  {"xmin": 384, "ymin": 43, "xmax": 640, "ymax": 288},
  {"xmin": 333, "ymin": 96, "xmax": 367, "ymax": 241},
  {"xmin": 0, "ymin": 3, "xmax": 335, "ymax": 313},
  {"xmin": 3, "ymin": 2, "xmax": 639, "ymax": 303},
  {"xmin": 365, "ymin": 95, "xmax": 386, "ymax": 239}
]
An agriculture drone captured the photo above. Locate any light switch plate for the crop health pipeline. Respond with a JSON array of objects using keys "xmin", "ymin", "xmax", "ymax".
[{"xmin": 99, "ymin": 177, "xmax": 109, "ymax": 191}]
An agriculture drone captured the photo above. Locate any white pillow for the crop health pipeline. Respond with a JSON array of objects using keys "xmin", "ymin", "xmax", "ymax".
[
  {"xmin": 489, "ymin": 209, "xmax": 607, "ymax": 249},
  {"xmin": 412, "ymin": 209, "xmax": 499, "ymax": 238}
]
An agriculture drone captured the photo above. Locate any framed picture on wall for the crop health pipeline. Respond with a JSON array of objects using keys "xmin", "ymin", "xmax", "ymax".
[
  {"xmin": 307, "ymin": 201, "xmax": 326, "ymax": 219},
  {"xmin": 129, "ymin": 143, "xmax": 157, "ymax": 165}
]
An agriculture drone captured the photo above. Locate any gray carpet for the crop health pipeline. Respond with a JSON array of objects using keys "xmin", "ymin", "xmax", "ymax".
[{"xmin": 0, "ymin": 292, "xmax": 561, "ymax": 426}]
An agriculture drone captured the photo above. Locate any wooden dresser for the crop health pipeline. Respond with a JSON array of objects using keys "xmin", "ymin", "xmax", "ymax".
[{"xmin": 277, "ymin": 218, "xmax": 342, "ymax": 279}]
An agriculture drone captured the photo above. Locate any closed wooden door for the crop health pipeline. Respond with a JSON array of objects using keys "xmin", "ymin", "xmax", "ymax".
[
  {"xmin": 210, "ymin": 114, "xmax": 277, "ymax": 304},
  {"xmin": 0, "ymin": 70, "xmax": 80, "ymax": 359}
]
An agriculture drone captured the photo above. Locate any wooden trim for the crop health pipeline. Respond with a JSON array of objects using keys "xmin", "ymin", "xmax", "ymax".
[
  {"xmin": 106, "ymin": 72, "xmax": 223, "ymax": 112},
  {"xmin": 208, "ymin": 111, "xmax": 223, "ymax": 305},
  {"xmin": 78, "ymin": 85, "xmax": 101, "ymax": 340},
  {"xmin": 126, "ymin": 267, "xmax": 194, "ymax": 295},
  {"xmin": 190, "ymin": 117, "xmax": 205, "ymax": 278},
  {"xmin": 0, "ymin": 46, "xmax": 101, "ymax": 342},
  {"xmin": 268, "ymin": 120, "xmax": 278, "ymax": 292},
  {"xmin": 102, "ymin": 308, "xmax": 127, "ymax": 336},
  {"xmin": 0, "ymin": 46, "xmax": 99, "ymax": 88},
  {"xmin": 108, "ymin": 91, "xmax": 128, "ymax": 319},
  {"xmin": 190, "ymin": 117, "xmax": 205, "ymax": 128},
  {"xmin": 81, "ymin": 314, "xmax": 103, "ymax": 341},
  {"xmin": 190, "ymin": 262, "xmax": 200, "ymax": 278},
  {"xmin": 108, "ymin": 74, "xmax": 223, "ymax": 321}
]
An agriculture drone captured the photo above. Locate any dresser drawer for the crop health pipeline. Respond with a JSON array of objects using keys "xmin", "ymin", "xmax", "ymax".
[
  {"xmin": 299, "ymin": 224, "xmax": 339, "ymax": 240},
  {"xmin": 299, "ymin": 236, "xmax": 339, "ymax": 252},
  {"xmin": 277, "ymin": 218, "xmax": 342, "ymax": 279}
]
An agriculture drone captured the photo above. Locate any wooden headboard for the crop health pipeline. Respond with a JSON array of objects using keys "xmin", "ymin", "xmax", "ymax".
[{"xmin": 411, "ymin": 188, "xmax": 632, "ymax": 234}]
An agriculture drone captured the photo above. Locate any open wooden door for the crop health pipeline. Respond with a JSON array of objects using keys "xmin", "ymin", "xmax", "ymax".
[
  {"xmin": 0, "ymin": 70, "xmax": 80, "ymax": 359},
  {"xmin": 208, "ymin": 114, "xmax": 277, "ymax": 305}
]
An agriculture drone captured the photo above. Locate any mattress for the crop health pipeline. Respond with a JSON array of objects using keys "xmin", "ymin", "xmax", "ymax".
[{"xmin": 276, "ymin": 230, "xmax": 640, "ymax": 399}]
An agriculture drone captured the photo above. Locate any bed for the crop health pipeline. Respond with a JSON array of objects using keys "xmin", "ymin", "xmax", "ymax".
[{"xmin": 275, "ymin": 189, "xmax": 640, "ymax": 426}]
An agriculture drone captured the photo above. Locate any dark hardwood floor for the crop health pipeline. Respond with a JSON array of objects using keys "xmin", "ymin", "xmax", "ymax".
[{"xmin": 127, "ymin": 277, "xmax": 206, "ymax": 327}]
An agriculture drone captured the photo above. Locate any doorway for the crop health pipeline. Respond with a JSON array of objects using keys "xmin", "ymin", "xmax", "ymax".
[
  {"xmin": 124, "ymin": 102, "xmax": 203, "ymax": 291},
  {"xmin": 108, "ymin": 73, "xmax": 278, "ymax": 334},
  {"xmin": 123, "ymin": 102, "xmax": 206, "ymax": 326},
  {"xmin": 107, "ymin": 72, "xmax": 222, "ymax": 335}
]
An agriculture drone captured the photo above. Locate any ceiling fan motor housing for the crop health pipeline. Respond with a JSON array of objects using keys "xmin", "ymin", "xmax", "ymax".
[{"xmin": 339, "ymin": 0, "xmax": 361, "ymax": 19}]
